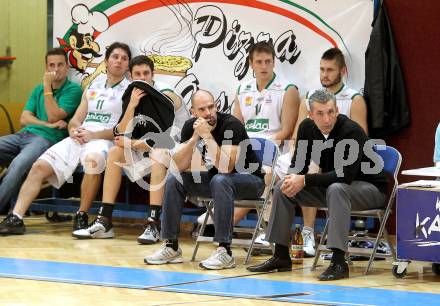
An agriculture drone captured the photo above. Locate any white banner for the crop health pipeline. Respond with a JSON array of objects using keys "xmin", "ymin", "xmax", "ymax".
[{"xmin": 53, "ymin": 0, "xmax": 373, "ymax": 112}]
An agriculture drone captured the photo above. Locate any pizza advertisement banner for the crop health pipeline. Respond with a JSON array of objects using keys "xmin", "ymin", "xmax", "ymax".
[{"xmin": 53, "ymin": 0, "xmax": 373, "ymax": 112}]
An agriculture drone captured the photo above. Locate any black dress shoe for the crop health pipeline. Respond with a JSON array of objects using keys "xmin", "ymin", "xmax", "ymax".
[
  {"xmin": 247, "ymin": 256, "xmax": 292, "ymax": 272},
  {"xmin": 318, "ymin": 262, "xmax": 349, "ymax": 281}
]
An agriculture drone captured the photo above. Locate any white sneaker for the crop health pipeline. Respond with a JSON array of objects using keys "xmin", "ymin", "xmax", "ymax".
[
  {"xmin": 137, "ymin": 220, "xmax": 160, "ymax": 244},
  {"xmin": 302, "ymin": 229, "xmax": 316, "ymax": 257},
  {"xmin": 197, "ymin": 210, "xmax": 214, "ymax": 225},
  {"xmin": 254, "ymin": 232, "xmax": 270, "ymax": 247},
  {"xmin": 144, "ymin": 242, "xmax": 183, "ymax": 265},
  {"xmin": 199, "ymin": 247, "xmax": 236, "ymax": 270},
  {"xmin": 72, "ymin": 217, "xmax": 114, "ymax": 239}
]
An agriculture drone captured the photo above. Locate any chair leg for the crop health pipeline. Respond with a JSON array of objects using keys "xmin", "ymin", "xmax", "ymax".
[
  {"xmin": 311, "ymin": 218, "xmax": 329, "ymax": 271},
  {"xmin": 191, "ymin": 240, "xmax": 201, "ymax": 262},
  {"xmin": 191, "ymin": 201, "xmax": 213, "ymax": 262},
  {"xmin": 244, "ymin": 202, "xmax": 266, "ymax": 265},
  {"xmin": 365, "ymin": 214, "xmax": 386, "ymax": 274},
  {"xmin": 364, "ymin": 208, "xmax": 395, "ymax": 275}
]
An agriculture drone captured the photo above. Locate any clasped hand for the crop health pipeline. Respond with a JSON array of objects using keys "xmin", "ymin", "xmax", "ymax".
[
  {"xmin": 280, "ymin": 174, "xmax": 305, "ymax": 197},
  {"xmin": 193, "ymin": 117, "xmax": 213, "ymax": 139},
  {"xmin": 70, "ymin": 127, "xmax": 93, "ymax": 144}
]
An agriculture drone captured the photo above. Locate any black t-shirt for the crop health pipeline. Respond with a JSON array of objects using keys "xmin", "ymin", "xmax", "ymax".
[{"xmin": 180, "ymin": 112, "xmax": 264, "ymax": 178}]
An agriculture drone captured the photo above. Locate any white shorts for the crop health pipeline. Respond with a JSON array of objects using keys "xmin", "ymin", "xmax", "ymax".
[
  {"xmin": 39, "ymin": 137, "xmax": 113, "ymax": 189},
  {"xmin": 274, "ymin": 151, "xmax": 321, "ymax": 180},
  {"xmin": 274, "ymin": 152, "xmax": 292, "ymax": 180},
  {"xmin": 120, "ymin": 150, "xmax": 152, "ymax": 182},
  {"xmin": 121, "ymin": 148, "xmax": 178, "ymax": 183}
]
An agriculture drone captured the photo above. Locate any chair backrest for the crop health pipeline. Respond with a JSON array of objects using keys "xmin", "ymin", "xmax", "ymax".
[
  {"xmin": 373, "ymin": 145, "xmax": 402, "ymax": 205},
  {"xmin": 373, "ymin": 145, "xmax": 402, "ymax": 180},
  {"xmin": 247, "ymin": 137, "xmax": 279, "ymax": 167}
]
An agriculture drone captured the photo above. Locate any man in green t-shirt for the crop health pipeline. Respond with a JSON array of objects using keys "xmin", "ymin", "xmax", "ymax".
[{"xmin": 0, "ymin": 48, "xmax": 82, "ymax": 213}]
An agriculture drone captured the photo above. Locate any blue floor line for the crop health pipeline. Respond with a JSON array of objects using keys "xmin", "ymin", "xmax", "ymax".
[
  {"xmin": 155, "ymin": 277, "xmax": 353, "ymax": 298},
  {"xmin": 0, "ymin": 257, "xmax": 219, "ymax": 289},
  {"xmin": 275, "ymin": 287, "xmax": 440, "ymax": 306},
  {"xmin": 158, "ymin": 278, "xmax": 440, "ymax": 306},
  {"xmin": 0, "ymin": 257, "xmax": 439, "ymax": 306}
]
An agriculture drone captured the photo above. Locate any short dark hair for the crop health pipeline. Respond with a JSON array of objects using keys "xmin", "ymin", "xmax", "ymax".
[
  {"xmin": 45, "ymin": 48, "xmax": 67, "ymax": 64},
  {"xmin": 321, "ymin": 47, "xmax": 346, "ymax": 69},
  {"xmin": 308, "ymin": 89, "xmax": 336, "ymax": 110},
  {"xmin": 129, "ymin": 55, "xmax": 154, "ymax": 73},
  {"xmin": 105, "ymin": 42, "xmax": 132, "ymax": 61},
  {"xmin": 249, "ymin": 41, "xmax": 275, "ymax": 62}
]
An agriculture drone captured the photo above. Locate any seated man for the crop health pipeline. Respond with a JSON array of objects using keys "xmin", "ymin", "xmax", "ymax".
[
  {"xmin": 144, "ymin": 90, "xmax": 265, "ymax": 269},
  {"xmin": 274, "ymin": 47, "xmax": 368, "ymax": 257},
  {"xmin": 434, "ymin": 123, "xmax": 440, "ymax": 167},
  {"xmin": 247, "ymin": 90, "xmax": 387, "ymax": 281},
  {"xmin": 0, "ymin": 48, "xmax": 81, "ymax": 213},
  {"xmin": 0, "ymin": 42, "xmax": 131, "ymax": 235},
  {"xmin": 196, "ymin": 41, "xmax": 300, "ymax": 242},
  {"xmin": 72, "ymin": 55, "xmax": 189, "ymax": 239},
  {"xmin": 231, "ymin": 40, "xmax": 299, "ymax": 228}
]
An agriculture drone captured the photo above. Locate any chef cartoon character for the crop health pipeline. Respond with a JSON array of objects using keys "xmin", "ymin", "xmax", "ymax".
[{"xmin": 57, "ymin": 4, "xmax": 109, "ymax": 88}]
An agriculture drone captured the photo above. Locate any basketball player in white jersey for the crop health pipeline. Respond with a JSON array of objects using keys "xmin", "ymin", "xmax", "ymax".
[
  {"xmin": 0, "ymin": 42, "xmax": 131, "ymax": 235},
  {"xmin": 73, "ymin": 55, "xmax": 189, "ymax": 240},
  {"xmin": 229, "ymin": 41, "xmax": 300, "ymax": 231}
]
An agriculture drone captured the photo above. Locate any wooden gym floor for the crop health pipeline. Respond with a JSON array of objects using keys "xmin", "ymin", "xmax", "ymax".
[{"xmin": 0, "ymin": 216, "xmax": 439, "ymax": 306}]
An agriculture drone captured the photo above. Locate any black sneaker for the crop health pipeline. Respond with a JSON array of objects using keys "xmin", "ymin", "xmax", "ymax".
[
  {"xmin": 73, "ymin": 211, "xmax": 88, "ymax": 231},
  {"xmin": 0, "ymin": 213, "xmax": 25, "ymax": 235}
]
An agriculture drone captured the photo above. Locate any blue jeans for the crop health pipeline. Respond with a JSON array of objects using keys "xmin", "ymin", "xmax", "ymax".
[
  {"xmin": 161, "ymin": 172, "xmax": 265, "ymax": 243},
  {"xmin": 0, "ymin": 131, "xmax": 53, "ymax": 211}
]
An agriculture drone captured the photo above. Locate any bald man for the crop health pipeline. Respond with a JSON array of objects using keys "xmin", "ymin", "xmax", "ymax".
[{"xmin": 144, "ymin": 90, "xmax": 265, "ymax": 270}]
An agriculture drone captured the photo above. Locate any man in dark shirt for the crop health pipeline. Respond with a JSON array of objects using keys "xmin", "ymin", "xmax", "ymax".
[
  {"xmin": 247, "ymin": 89, "xmax": 387, "ymax": 280},
  {"xmin": 144, "ymin": 89, "xmax": 265, "ymax": 270}
]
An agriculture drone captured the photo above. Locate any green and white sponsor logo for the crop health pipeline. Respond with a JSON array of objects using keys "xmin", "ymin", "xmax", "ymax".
[
  {"xmin": 245, "ymin": 118, "xmax": 269, "ymax": 132},
  {"xmin": 85, "ymin": 112, "xmax": 111, "ymax": 123}
]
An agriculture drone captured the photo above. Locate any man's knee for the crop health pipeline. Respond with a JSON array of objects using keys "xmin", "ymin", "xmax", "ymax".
[
  {"xmin": 326, "ymin": 183, "xmax": 349, "ymax": 195},
  {"xmin": 150, "ymin": 148, "xmax": 170, "ymax": 165},
  {"xmin": 82, "ymin": 153, "xmax": 106, "ymax": 174},
  {"xmin": 28, "ymin": 160, "xmax": 51, "ymax": 179},
  {"xmin": 106, "ymin": 147, "xmax": 126, "ymax": 170},
  {"xmin": 108, "ymin": 146, "xmax": 124, "ymax": 158},
  {"xmin": 272, "ymin": 180, "xmax": 284, "ymax": 198},
  {"xmin": 210, "ymin": 174, "xmax": 233, "ymax": 190},
  {"xmin": 165, "ymin": 174, "xmax": 182, "ymax": 190},
  {"xmin": 326, "ymin": 183, "xmax": 350, "ymax": 207}
]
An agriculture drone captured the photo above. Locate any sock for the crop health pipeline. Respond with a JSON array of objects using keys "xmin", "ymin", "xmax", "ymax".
[
  {"xmin": 98, "ymin": 203, "xmax": 114, "ymax": 221},
  {"xmin": 274, "ymin": 243, "xmax": 290, "ymax": 259},
  {"xmin": 12, "ymin": 212, "xmax": 23, "ymax": 220},
  {"xmin": 330, "ymin": 248, "xmax": 346, "ymax": 265},
  {"xmin": 148, "ymin": 205, "xmax": 162, "ymax": 221},
  {"xmin": 303, "ymin": 226, "xmax": 314, "ymax": 234},
  {"xmin": 166, "ymin": 239, "xmax": 179, "ymax": 251},
  {"xmin": 219, "ymin": 242, "xmax": 232, "ymax": 256}
]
